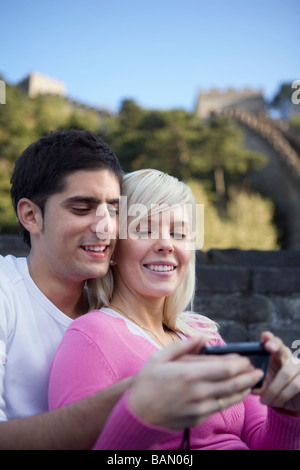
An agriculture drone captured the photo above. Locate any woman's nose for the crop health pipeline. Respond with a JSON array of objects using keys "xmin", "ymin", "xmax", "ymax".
[{"xmin": 153, "ymin": 236, "xmax": 175, "ymax": 253}]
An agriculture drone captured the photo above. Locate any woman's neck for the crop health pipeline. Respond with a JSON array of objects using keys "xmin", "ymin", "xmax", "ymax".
[
  {"xmin": 110, "ymin": 292, "xmax": 165, "ymax": 331},
  {"xmin": 109, "ymin": 291, "xmax": 179, "ymax": 348}
]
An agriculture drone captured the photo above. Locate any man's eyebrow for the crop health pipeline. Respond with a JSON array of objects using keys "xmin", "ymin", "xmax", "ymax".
[
  {"xmin": 62, "ymin": 196, "xmax": 120, "ymax": 205},
  {"xmin": 108, "ymin": 198, "xmax": 120, "ymax": 205}
]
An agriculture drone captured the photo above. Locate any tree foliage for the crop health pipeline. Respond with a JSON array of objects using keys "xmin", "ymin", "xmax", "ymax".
[
  {"xmin": 270, "ymin": 82, "xmax": 300, "ymax": 120},
  {"xmin": 0, "ymin": 80, "xmax": 105, "ymax": 233},
  {"xmin": 0, "ymin": 82, "xmax": 279, "ymax": 248},
  {"xmin": 0, "ymin": 81, "xmax": 102, "ymax": 164},
  {"xmin": 189, "ymin": 180, "xmax": 278, "ymax": 250},
  {"xmin": 105, "ymin": 100, "xmax": 266, "ymax": 217}
]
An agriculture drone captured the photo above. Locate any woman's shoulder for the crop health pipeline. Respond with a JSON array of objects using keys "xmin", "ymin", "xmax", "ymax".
[
  {"xmin": 180, "ymin": 311, "xmax": 223, "ymax": 344},
  {"xmin": 69, "ymin": 308, "xmax": 123, "ymax": 335}
]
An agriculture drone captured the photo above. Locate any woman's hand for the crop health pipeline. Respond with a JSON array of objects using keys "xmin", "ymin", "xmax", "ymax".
[
  {"xmin": 254, "ymin": 331, "xmax": 300, "ymax": 416},
  {"xmin": 129, "ymin": 337, "xmax": 263, "ymax": 430}
]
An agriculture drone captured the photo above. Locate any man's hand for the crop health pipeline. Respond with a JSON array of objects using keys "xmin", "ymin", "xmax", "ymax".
[{"xmin": 254, "ymin": 331, "xmax": 300, "ymax": 416}]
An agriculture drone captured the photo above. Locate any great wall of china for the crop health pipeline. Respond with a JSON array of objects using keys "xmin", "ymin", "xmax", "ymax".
[{"xmin": 1, "ymin": 82, "xmax": 300, "ymax": 345}]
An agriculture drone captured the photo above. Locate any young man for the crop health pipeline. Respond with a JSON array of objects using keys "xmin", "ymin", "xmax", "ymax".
[
  {"xmin": 0, "ymin": 129, "xmax": 130, "ymax": 448},
  {"xmin": 0, "ymin": 129, "xmax": 264, "ymax": 449}
]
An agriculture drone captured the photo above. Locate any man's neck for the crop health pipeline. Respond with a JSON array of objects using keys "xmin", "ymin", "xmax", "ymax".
[{"xmin": 26, "ymin": 255, "xmax": 87, "ymax": 319}]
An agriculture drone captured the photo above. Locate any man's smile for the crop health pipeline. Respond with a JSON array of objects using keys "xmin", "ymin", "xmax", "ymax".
[{"xmin": 81, "ymin": 245, "xmax": 107, "ymax": 252}]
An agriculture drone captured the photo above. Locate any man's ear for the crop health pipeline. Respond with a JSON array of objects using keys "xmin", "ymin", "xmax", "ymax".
[{"xmin": 17, "ymin": 198, "xmax": 44, "ymax": 235}]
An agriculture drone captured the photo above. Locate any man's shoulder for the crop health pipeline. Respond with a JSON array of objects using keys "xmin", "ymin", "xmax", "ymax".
[
  {"xmin": 0, "ymin": 256, "xmax": 24, "ymax": 331},
  {"xmin": 0, "ymin": 255, "xmax": 25, "ymax": 285}
]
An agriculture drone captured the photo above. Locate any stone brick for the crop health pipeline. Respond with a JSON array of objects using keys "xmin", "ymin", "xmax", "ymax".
[
  {"xmin": 196, "ymin": 251, "xmax": 210, "ymax": 265},
  {"xmin": 204, "ymin": 249, "xmax": 300, "ymax": 268},
  {"xmin": 247, "ymin": 323, "xmax": 278, "ymax": 341},
  {"xmin": 194, "ymin": 294, "xmax": 241, "ymax": 321},
  {"xmin": 271, "ymin": 296, "xmax": 300, "ymax": 321},
  {"xmin": 264, "ymin": 324, "xmax": 300, "ymax": 348},
  {"xmin": 217, "ymin": 321, "xmax": 248, "ymax": 342},
  {"xmin": 194, "ymin": 293, "xmax": 272, "ymax": 323},
  {"xmin": 1, "ymin": 237, "xmax": 300, "ymax": 348},
  {"xmin": 0, "ymin": 235, "xmax": 29, "ymax": 256},
  {"xmin": 194, "ymin": 293, "xmax": 273, "ymax": 342},
  {"xmin": 252, "ymin": 267, "xmax": 300, "ymax": 293},
  {"xmin": 196, "ymin": 265, "xmax": 250, "ymax": 293}
]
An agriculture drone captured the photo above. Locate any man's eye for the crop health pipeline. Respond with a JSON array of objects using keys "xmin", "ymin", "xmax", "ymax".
[
  {"xmin": 72, "ymin": 207, "xmax": 90, "ymax": 214},
  {"xmin": 109, "ymin": 207, "xmax": 119, "ymax": 216}
]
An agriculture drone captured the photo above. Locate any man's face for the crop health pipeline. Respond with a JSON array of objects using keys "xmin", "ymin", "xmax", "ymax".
[{"xmin": 33, "ymin": 168, "xmax": 120, "ymax": 286}]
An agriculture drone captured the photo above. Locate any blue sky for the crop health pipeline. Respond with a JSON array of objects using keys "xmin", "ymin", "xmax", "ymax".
[{"xmin": 1, "ymin": 0, "xmax": 299, "ymax": 112}]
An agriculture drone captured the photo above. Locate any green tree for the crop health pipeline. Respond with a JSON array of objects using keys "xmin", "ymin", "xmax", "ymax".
[
  {"xmin": 106, "ymin": 102, "xmax": 265, "ymax": 218},
  {"xmin": 270, "ymin": 82, "xmax": 300, "ymax": 120},
  {"xmin": 0, "ymin": 159, "xmax": 18, "ymax": 232},
  {"xmin": 290, "ymin": 115, "xmax": 300, "ymax": 134},
  {"xmin": 191, "ymin": 115, "xmax": 265, "ymax": 217},
  {"xmin": 105, "ymin": 100, "xmax": 207, "ymax": 177},
  {"xmin": 0, "ymin": 80, "xmax": 109, "ymax": 233},
  {"xmin": 0, "ymin": 83, "xmax": 38, "ymax": 162},
  {"xmin": 188, "ymin": 180, "xmax": 278, "ymax": 250}
]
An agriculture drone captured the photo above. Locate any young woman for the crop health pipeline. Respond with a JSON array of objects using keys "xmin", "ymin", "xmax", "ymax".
[{"xmin": 49, "ymin": 169, "xmax": 300, "ymax": 450}]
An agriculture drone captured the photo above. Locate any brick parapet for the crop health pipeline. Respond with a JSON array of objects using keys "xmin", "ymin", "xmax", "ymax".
[
  {"xmin": 196, "ymin": 249, "xmax": 300, "ymax": 345},
  {"xmin": 1, "ymin": 236, "xmax": 299, "ymax": 346}
]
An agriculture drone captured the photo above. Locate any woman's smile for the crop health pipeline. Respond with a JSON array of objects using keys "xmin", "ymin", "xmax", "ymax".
[{"xmin": 143, "ymin": 263, "xmax": 177, "ymax": 273}]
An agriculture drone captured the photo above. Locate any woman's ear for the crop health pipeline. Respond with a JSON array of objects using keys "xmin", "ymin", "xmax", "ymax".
[
  {"xmin": 109, "ymin": 241, "xmax": 120, "ymax": 267},
  {"xmin": 17, "ymin": 198, "xmax": 44, "ymax": 235}
]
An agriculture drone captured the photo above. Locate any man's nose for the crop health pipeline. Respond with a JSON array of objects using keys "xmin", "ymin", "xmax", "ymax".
[{"xmin": 90, "ymin": 204, "xmax": 117, "ymax": 240}]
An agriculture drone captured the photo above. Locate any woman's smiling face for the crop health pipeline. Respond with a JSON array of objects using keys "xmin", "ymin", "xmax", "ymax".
[{"xmin": 113, "ymin": 204, "xmax": 193, "ymax": 300}]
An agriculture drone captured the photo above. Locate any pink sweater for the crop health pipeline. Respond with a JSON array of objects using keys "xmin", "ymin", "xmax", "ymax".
[{"xmin": 48, "ymin": 309, "xmax": 300, "ymax": 450}]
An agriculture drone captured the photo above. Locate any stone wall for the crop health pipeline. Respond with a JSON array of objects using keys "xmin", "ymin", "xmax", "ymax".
[
  {"xmin": 195, "ymin": 88, "xmax": 265, "ymax": 119},
  {"xmin": 195, "ymin": 249, "xmax": 300, "ymax": 348},
  {"xmin": 18, "ymin": 71, "xmax": 66, "ymax": 98},
  {"xmin": 0, "ymin": 234, "xmax": 29, "ymax": 257},
  {"xmin": 1, "ymin": 235, "xmax": 299, "ymax": 349},
  {"xmin": 195, "ymin": 91, "xmax": 300, "ymax": 250}
]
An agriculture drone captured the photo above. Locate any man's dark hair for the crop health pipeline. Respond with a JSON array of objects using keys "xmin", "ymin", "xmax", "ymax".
[{"xmin": 10, "ymin": 129, "xmax": 123, "ymax": 247}]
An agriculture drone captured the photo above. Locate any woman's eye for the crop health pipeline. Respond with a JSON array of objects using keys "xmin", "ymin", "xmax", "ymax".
[
  {"xmin": 171, "ymin": 232, "xmax": 186, "ymax": 239},
  {"xmin": 127, "ymin": 230, "xmax": 150, "ymax": 239},
  {"xmin": 137, "ymin": 231, "xmax": 151, "ymax": 238}
]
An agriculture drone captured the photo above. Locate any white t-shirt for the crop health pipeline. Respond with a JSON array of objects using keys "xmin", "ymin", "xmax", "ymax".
[{"xmin": 0, "ymin": 255, "xmax": 72, "ymax": 421}]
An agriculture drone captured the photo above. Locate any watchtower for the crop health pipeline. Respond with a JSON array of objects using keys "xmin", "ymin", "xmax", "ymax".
[{"xmin": 195, "ymin": 88, "xmax": 265, "ymax": 119}]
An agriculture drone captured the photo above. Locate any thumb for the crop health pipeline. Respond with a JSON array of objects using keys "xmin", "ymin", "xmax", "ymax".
[{"xmin": 151, "ymin": 336, "xmax": 208, "ymax": 364}]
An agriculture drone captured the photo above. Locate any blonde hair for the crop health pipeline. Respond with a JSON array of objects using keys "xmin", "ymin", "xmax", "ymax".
[{"xmin": 88, "ymin": 169, "xmax": 218, "ymax": 338}]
